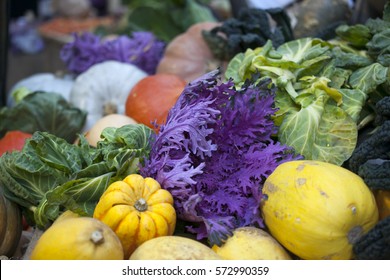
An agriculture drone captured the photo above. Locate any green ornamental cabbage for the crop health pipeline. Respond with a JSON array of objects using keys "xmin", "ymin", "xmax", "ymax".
[{"xmin": 226, "ymin": 37, "xmax": 389, "ymax": 165}]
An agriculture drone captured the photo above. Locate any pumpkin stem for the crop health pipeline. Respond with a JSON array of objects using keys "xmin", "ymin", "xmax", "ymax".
[
  {"xmin": 54, "ymin": 70, "xmax": 66, "ymax": 78},
  {"xmin": 90, "ymin": 229, "xmax": 104, "ymax": 245},
  {"xmin": 134, "ymin": 198, "xmax": 148, "ymax": 212},
  {"xmin": 103, "ymin": 102, "xmax": 118, "ymax": 115}
]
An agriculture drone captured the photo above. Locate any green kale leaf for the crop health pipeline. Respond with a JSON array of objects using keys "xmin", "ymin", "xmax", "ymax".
[{"xmin": 202, "ymin": 8, "xmax": 293, "ymax": 61}]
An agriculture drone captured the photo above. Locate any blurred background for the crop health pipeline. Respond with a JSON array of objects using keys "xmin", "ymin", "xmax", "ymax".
[{"xmin": 0, "ymin": 0, "xmax": 387, "ymax": 107}]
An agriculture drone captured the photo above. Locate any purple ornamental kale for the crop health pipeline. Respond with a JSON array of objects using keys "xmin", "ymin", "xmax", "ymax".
[
  {"xmin": 100, "ymin": 32, "xmax": 165, "ymax": 75},
  {"xmin": 60, "ymin": 31, "xmax": 165, "ymax": 75},
  {"xmin": 60, "ymin": 32, "xmax": 103, "ymax": 74},
  {"xmin": 140, "ymin": 69, "xmax": 301, "ymax": 246}
]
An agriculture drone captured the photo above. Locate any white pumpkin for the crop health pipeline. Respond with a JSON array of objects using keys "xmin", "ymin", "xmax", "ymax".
[
  {"xmin": 52, "ymin": 0, "xmax": 92, "ymax": 18},
  {"xmin": 7, "ymin": 73, "xmax": 74, "ymax": 106},
  {"xmin": 69, "ymin": 61, "xmax": 148, "ymax": 132}
]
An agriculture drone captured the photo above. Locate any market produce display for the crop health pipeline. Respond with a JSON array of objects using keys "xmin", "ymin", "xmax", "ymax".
[{"xmin": 1, "ymin": 0, "xmax": 390, "ymax": 260}]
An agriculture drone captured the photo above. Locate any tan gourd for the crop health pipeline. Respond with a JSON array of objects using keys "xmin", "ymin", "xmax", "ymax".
[
  {"xmin": 156, "ymin": 22, "xmax": 225, "ymax": 83},
  {"xmin": 84, "ymin": 114, "xmax": 138, "ymax": 146}
]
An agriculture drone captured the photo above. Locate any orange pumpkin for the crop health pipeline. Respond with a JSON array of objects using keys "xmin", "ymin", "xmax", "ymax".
[
  {"xmin": 0, "ymin": 131, "xmax": 32, "ymax": 156},
  {"xmin": 125, "ymin": 74, "xmax": 186, "ymax": 129}
]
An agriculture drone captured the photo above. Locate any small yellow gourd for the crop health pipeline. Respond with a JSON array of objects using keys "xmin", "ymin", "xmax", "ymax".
[
  {"xmin": 30, "ymin": 213, "xmax": 124, "ymax": 260},
  {"xmin": 261, "ymin": 160, "xmax": 379, "ymax": 260},
  {"xmin": 93, "ymin": 174, "xmax": 176, "ymax": 258},
  {"xmin": 212, "ymin": 227, "xmax": 291, "ymax": 260}
]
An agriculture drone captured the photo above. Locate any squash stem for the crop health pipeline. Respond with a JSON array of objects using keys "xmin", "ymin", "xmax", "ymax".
[
  {"xmin": 134, "ymin": 198, "xmax": 148, "ymax": 212},
  {"xmin": 90, "ymin": 229, "xmax": 104, "ymax": 245}
]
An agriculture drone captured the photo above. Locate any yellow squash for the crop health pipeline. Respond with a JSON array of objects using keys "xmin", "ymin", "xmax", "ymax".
[
  {"xmin": 261, "ymin": 160, "xmax": 379, "ymax": 260},
  {"xmin": 30, "ymin": 213, "xmax": 124, "ymax": 260},
  {"xmin": 212, "ymin": 227, "xmax": 291, "ymax": 260},
  {"xmin": 93, "ymin": 174, "xmax": 176, "ymax": 258},
  {"xmin": 130, "ymin": 236, "xmax": 221, "ymax": 260}
]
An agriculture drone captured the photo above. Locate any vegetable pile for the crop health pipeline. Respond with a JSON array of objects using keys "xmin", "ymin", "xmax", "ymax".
[{"xmin": 1, "ymin": 1, "xmax": 390, "ymax": 260}]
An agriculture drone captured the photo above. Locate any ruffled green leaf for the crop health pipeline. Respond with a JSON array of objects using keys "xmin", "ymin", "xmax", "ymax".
[
  {"xmin": 279, "ymin": 95, "xmax": 357, "ymax": 165},
  {"xmin": 226, "ymin": 37, "xmax": 367, "ymax": 165},
  {"xmin": 349, "ymin": 63, "xmax": 388, "ymax": 93},
  {"xmin": 0, "ymin": 124, "xmax": 154, "ymax": 228}
]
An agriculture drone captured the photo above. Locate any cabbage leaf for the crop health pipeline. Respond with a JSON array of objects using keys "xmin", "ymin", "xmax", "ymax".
[{"xmin": 226, "ymin": 37, "xmax": 388, "ymax": 165}]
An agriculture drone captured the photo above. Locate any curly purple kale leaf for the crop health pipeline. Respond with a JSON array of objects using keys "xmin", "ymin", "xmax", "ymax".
[{"xmin": 140, "ymin": 69, "xmax": 301, "ymax": 246}]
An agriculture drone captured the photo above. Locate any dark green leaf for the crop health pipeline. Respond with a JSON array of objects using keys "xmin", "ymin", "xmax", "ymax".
[
  {"xmin": 349, "ymin": 63, "xmax": 388, "ymax": 93},
  {"xmin": 124, "ymin": 0, "xmax": 216, "ymax": 42},
  {"xmin": 367, "ymin": 31, "xmax": 390, "ymax": 67},
  {"xmin": 0, "ymin": 91, "xmax": 86, "ymax": 142},
  {"xmin": 126, "ymin": 6, "xmax": 182, "ymax": 42},
  {"xmin": 336, "ymin": 24, "xmax": 372, "ymax": 48}
]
